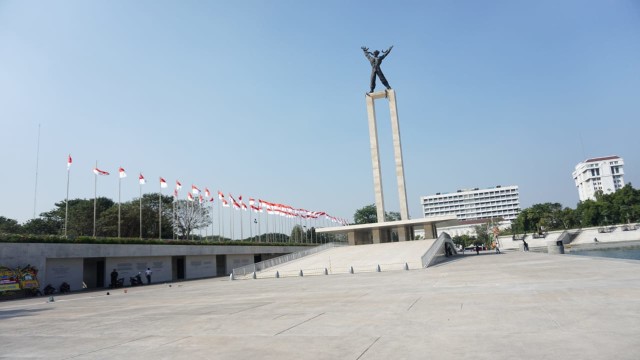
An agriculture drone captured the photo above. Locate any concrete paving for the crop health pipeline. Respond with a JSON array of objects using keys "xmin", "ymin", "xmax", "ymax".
[{"xmin": 1, "ymin": 250, "xmax": 639, "ymax": 359}]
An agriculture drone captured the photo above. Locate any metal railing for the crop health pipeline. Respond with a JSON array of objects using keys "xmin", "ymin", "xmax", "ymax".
[
  {"xmin": 232, "ymin": 242, "xmax": 346, "ymax": 277},
  {"xmin": 421, "ymin": 232, "xmax": 450, "ymax": 268}
]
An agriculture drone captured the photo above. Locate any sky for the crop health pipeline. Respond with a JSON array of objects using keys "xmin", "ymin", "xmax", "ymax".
[{"xmin": 1, "ymin": 1, "xmax": 639, "ymax": 225}]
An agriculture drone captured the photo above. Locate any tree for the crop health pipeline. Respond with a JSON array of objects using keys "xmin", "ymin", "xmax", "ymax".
[
  {"xmin": 22, "ymin": 218, "xmax": 60, "ymax": 235},
  {"xmin": 174, "ymin": 199, "xmax": 211, "ymax": 239},
  {"xmin": 353, "ymin": 204, "xmax": 402, "ymax": 224},
  {"xmin": 290, "ymin": 225, "xmax": 304, "ymax": 242},
  {"xmin": 452, "ymin": 234, "xmax": 472, "ymax": 249},
  {"xmin": 0, "ymin": 216, "xmax": 21, "ymax": 233}
]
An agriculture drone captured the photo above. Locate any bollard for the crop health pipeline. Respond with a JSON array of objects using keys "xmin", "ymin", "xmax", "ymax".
[
  {"xmin": 276, "ymin": 271, "xmax": 280, "ymax": 278},
  {"xmin": 229, "ymin": 273, "xmax": 234, "ymax": 281},
  {"xmin": 252, "ymin": 272, "xmax": 257, "ymax": 279},
  {"xmin": 350, "ymin": 266, "xmax": 354, "ymax": 274},
  {"xmin": 376, "ymin": 264, "xmax": 381, "ymax": 272},
  {"xmin": 299, "ymin": 270, "xmax": 304, "ymax": 277},
  {"xmin": 404, "ymin": 263, "xmax": 409, "ymax": 271},
  {"xmin": 324, "ymin": 268, "xmax": 328, "ymax": 275},
  {"xmin": 106, "ymin": 292, "xmax": 110, "ymax": 296}
]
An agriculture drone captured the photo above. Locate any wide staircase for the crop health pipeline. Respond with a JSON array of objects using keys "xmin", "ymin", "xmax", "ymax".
[{"xmin": 232, "ymin": 233, "xmax": 456, "ymax": 280}]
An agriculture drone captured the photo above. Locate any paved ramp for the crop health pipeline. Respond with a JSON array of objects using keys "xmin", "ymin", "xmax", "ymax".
[{"xmin": 249, "ymin": 240, "xmax": 436, "ymax": 278}]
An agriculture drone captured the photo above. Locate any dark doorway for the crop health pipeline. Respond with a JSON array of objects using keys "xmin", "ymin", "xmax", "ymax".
[
  {"xmin": 253, "ymin": 254, "xmax": 262, "ymax": 263},
  {"xmin": 83, "ymin": 258, "xmax": 106, "ymax": 289},
  {"xmin": 216, "ymin": 255, "xmax": 226, "ymax": 276},
  {"xmin": 172, "ymin": 256, "xmax": 185, "ymax": 281}
]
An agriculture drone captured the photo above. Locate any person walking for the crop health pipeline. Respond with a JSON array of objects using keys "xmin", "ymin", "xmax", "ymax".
[
  {"xmin": 144, "ymin": 268, "xmax": 152, "ymax": 284},
  {"xmin": 523, "ymin": 239, "xmax": 529, "ymax": 251}
]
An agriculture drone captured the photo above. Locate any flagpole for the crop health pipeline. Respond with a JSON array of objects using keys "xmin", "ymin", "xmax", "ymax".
[
  {"xmin": 93, "ymin": 161, "xmax": 97, "ymax": 238},
  {"xmin": 159, "ymin": 182, "xmax": 162, "ymax": 240},
  {"xmin": 139, "ymin": 181, "xmax": 143, "ymax": 239},
  {"xmin": 217, "ymin": 196, "xmax": 221, "ymax": 241},
  {"xmin": 172, "ymin": 196, "xmax": 176, "ymax": 240},
  {"xmin": 64, "ymin": 157, "xmax": 70, "ymax": 237},
  {"xmin": 32, "ymin": 123, "xmax": 41, "ymax": 219},
  {"xmin": 249, "ymin": 206, "xmax": 252, "ymax": 242},
  {"xmin": 118, "ymin": 173, "xmax": 121, "ymax": 238}
]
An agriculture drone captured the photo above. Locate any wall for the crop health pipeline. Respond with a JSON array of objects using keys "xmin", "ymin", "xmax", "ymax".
[
  {"xmin": 105, "ymin": 256, "xmax": 172, "ymax": 285},
  {"xmin": 45, "ymin": 258, "xmax": 84, "ymax": 291},
  {"xmin": 226, "ymin": 254, "xmax": 253, "ymax": 275},
  {"xmin": 186, "ymin": 255, "xmax": 217, "ymax": 279}
]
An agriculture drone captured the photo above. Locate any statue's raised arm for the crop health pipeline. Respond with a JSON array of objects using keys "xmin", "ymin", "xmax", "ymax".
[
  {"xmin": 380, "ymin": 45, "xmax": 393, "ymax": 59},
  {"xmin": 361, "ymin": 46, "xmax": 373, "ymax": 60}
]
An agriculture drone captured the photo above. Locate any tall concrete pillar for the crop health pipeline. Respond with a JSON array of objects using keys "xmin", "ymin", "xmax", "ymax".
[
  {"xmin": 371, "ymin": 228, "xmax": 382, "ymax": 244},
  {"xmin": 387, "ymin": 90, "xmax": 409, "ymax": 221},
  {"xmin": 366, "ymin": 92, "xmax": 386, "ymax": 223},
  {"xmin": 365, "ymin": 89, "xmax": 409, "ymax": 223}
]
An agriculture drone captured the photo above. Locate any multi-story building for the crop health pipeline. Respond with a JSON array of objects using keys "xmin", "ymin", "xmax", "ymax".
[
  {"xmin": 572, "ymin": 155, "xmax": 625, "ymax": 201},
  {"xmin": 421, "ymin": 185, "xmax": 521, "ymax": 221}
]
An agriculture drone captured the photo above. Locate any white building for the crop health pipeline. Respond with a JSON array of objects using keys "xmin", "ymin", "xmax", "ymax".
[
  {"xmin": 572, "ymin": 156, "xmax": 625, "ymax": 201},
  {"xmin": 421, "ymin": 185, "xmax": 521, "ymax": 221}
]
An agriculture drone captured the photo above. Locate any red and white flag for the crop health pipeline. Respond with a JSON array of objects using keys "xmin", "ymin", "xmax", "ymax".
[
  {"xmin": 241, "ymin": 203, "xmax": 248, "ymax": 211},
  {"xmin": 192, "ymin": 185, "xmax": 200, "ymax": 194},
  {"xmin": 119, "ymin": 167, "xmax": 127, "ymax": 178},
  {"xmin": 218, "ymin": 191, "xmax": 225, "ymax": 200},
  {"xmin": 222, "ymin": 198, "xmax": 229, "ymax": 207},
  {"xmin": 198, "ymin": 194, "xmax": 204, "ymax": 204},
  {"xmin": 187, "ymin": 192, "xmax": 194, "ymax": 201},
  {"xmin": 160, "ymin": 177, "xmax": 168, "ymax": 188},
  {"xmin": 67, "ymin": 154, "xmax": 72, "ymax": 170},
  {"xmin": 249, "ymin": 198, "xmax": 255, "ymax": 206},
  {"xmin": 93, "ymin": 168, "xmax": 109, "ymax": 176},
  {"xmin": 204, "ymin": 188, "xmax": 211, "ymax": 198},
  {"xmin": 139, "ymin": 173, "xmax": 146, "ymax": 185},
  {"xmin": 250, "ymin": 205, "xmax": 261, "ymax": 213},
  {"xmin": 209, "ymin": 197, "xmax": 214, "ymax": 203},
  {"xmin": 176, "ymin": 180, "xmax": 182, "ymax": 191}
]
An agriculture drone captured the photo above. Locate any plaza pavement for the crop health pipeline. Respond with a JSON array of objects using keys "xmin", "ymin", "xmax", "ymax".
[{"xmin": 1, "ymin": 250, "xmax": 639, "ymax": 359}]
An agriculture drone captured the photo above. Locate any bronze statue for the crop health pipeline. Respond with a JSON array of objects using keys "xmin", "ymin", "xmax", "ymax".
[{"xmin": 361, "ymin": 45, "xmax": 393, "ymax": 93}]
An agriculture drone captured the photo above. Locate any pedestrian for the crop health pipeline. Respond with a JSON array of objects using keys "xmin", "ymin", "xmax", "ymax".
[
  {"xmin": 145, "ymin": 268, "xmax": 152, "ymax": 284},
  {"xmin": 523, "ymin": 239, "xmax": 529, "ymax": 251},
  {"xmin": 110, "ymin": 268, "xmax": 118, "ymax": 288},
  {"xmin": 495, "ymin": 241, "xmax": 501, "ymax": 254},
  {"xmin": 475, "ymin": 245, "xmax": 480, "ymax": 255}
]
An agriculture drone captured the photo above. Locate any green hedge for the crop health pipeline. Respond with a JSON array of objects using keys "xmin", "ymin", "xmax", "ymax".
[{"xmin": 0, "ymin": 233, "xmax": 311, "ymax": 247}]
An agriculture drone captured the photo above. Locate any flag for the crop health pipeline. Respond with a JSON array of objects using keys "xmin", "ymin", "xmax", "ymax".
[
  {"xmin": 160, "ymin": 177, "xmax": 168, "ymax": 188},
  {"xmin": 199, "ymin": 194, "xmax": 204, "ymax": 204},
  {"xmin": 176, "ymin": 180, "xmax": 182, "ymax": 190},
  {"xmin": 250, "ymin": 205, "xmax": 261, "ymax": 213},
  {"xmin": 222, "ymin": 199, "xmax": 230, "ymax": 207},
  {"xmin": 241, "ymin": 203, "xmax": 248, "ymax": 211},
  {"xmin": 218, "ymin": 191, "xmax": 224, "ymax": 199},
  {"xmin": 192, "ymin": 185, "xmax": 200, "ymax": 194},
  {"xmin": 204, "ymin": 188, "xmax": 211, "ymax": 198},
  {"xmin": 67, "ymin": 154, "xmax": 72, "ymax": 170},
  {"xmin": 139, "ymin": 173, "xmax": 146, "ymax": 185},
  {"xmin": 119, "ymin": 167, "xmax": 127, "ymax": 178},
  {"xmin": 93, "ymin": 168, "xmax": 109, "ymax": 176},
  {"xmin": 209, "ymin": 197, "xmax": 214, "ymax": 203},
  {"xmin": 249, "ymin": 198, "xmax": 255, "ymax": 206},
  {"xmin": 187, "ymin": 192, "xmax": 194, "ymax": 201}
]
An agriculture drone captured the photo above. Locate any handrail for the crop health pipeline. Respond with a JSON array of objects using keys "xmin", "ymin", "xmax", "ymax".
[
  {"xmin": 232, "ymin": 242, "xmax": 346, "ymax": 277},
  {"xmin": 421, "ymin": 232, "xmax": 451, "ymax": 268}
]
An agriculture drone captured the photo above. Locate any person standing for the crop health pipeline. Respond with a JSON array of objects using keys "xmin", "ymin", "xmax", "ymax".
[
  {"xmin": 110, "ymin": 269, "xmax": 118, "ymax": 288},
  {"xmin": 144, "ymin": 268, "xmax": 152, "ymax": 284}
]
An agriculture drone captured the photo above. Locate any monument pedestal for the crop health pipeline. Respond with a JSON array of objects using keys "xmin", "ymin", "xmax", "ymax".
[{"xmin": 366, "ymin": 89, "xmax": 409, "ymax": 222}]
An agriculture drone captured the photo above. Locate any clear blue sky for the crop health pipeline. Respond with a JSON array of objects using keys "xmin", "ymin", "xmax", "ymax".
[{"xmin": 1, "ymin": 1, "xmax": 639, "ymax": 224}]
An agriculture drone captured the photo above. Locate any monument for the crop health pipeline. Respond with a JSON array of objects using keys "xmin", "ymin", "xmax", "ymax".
[
  {"xmin": 361, "ymin": 45, "xmax": 409, "ymax": 223},
  {"xmin": 316, "ymin": 46, "xmax": 458, "ymax": 245}
]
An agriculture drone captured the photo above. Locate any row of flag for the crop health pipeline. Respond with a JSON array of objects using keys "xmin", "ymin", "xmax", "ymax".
[{"xmin": 67, "ymin": 155, "xmax": 349, "ymax": 226}]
